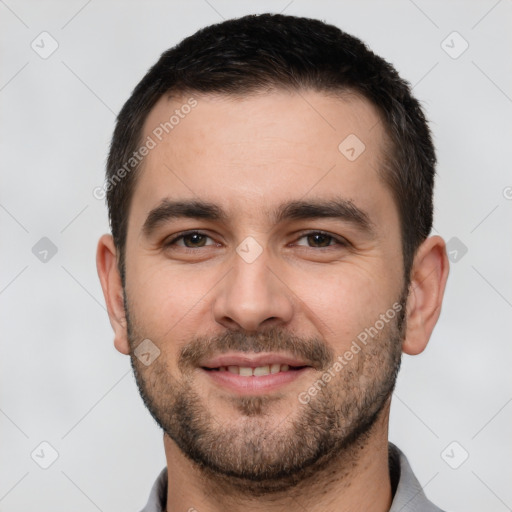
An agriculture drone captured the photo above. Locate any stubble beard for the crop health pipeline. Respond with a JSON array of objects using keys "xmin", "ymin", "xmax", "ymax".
[{"xmin": 126, "ymin": 293, "xmax": 406, "ymax": 496}]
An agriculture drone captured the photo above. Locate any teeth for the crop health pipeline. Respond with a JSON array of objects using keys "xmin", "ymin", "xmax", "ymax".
[
  {"xmin": 239, "ymin": 366, "xmax": 253, "ymax": 377},
  {"xmin": 253, "ymin": 365, "xmax": 270, "ymax": 376},
  {"xmin": 217, "ymin": 364, "xmax": 295, "ymax": 376}
]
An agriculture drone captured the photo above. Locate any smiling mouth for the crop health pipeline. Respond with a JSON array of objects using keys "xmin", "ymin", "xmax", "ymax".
[{"xmin": 202, "ymin": 364, "xmax": 309, "ymax": 376}]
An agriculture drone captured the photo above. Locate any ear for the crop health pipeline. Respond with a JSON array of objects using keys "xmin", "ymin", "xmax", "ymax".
[
  {"xmin": 96, "ymin": 234, "xmax": 130, "ymax": 355},
  {"xmin": 402, "ymin": 235, "xmax": 449, "ymax": 355}
]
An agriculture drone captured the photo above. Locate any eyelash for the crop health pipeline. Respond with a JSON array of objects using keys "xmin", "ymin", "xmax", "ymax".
[{"xmin": 163, "ymin": 230, "xmax": 350, "ymax": 251}]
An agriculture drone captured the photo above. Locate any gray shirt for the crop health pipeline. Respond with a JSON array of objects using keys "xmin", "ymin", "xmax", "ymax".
[{"xmin": 139, "ymin": 443, "xmax": 445, "ymax": 512}]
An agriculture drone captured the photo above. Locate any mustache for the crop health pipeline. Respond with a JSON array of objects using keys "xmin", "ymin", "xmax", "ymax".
[{"xmin": 178, "ymin": 327, "xmax": 335, "ymax": 371}]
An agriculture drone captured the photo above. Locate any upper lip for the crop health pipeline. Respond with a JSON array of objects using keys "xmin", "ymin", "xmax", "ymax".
[{"xmin": 199, "ymin": 353, "xmax": 313, "ymax": 369}]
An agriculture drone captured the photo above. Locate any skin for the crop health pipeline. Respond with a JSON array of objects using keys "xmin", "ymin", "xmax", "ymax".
[{"xmin": 97, "ymin": 89, "xmax": 449, "ymax": 512}]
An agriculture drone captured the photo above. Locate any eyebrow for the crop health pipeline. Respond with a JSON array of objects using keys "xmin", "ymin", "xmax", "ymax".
[{"xmin": 142, "ymin": 197, "xmax": 375, "ymax": 237}]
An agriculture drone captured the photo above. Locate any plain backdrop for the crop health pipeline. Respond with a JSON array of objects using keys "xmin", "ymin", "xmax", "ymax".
[{"xmin": 1, "ymin": 1, "xmax": 511, "ymax": 511}]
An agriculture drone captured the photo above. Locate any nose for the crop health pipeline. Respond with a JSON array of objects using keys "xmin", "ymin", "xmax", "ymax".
[{"xmin": 212, "ymin": 245, "xmax": 294, "ymax": 333}]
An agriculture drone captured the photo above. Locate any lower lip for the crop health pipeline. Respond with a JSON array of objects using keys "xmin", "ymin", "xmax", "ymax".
[{"xmin": 200, "ymin": 367, "xmax": 311, "ymax": 394}]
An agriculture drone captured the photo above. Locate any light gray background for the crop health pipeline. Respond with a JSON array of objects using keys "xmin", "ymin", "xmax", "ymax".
[{"xmin": 1, "ymin": 1, "xmax": 511, "ymax": 511}]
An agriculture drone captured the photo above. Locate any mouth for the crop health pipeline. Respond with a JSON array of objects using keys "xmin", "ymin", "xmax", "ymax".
[
  {"xmin": 199, "ymin": 353, "xmax": 314, "ymax": 394},
  {"xmin": 202, "ymin": 364, "xmax": 309, "ymax": 376}
]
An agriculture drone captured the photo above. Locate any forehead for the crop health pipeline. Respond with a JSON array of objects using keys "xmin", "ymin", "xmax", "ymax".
[{"xmin": 133, "ymin": 89, "xmax": 392, "ymax": 226}]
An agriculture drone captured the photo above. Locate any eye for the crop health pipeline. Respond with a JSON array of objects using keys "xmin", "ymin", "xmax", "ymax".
[
  {"xmin": 162, "ymin": 230, "xmax": 349, "ymax": 252},
  {"xmin": 294, "ymin": 231, "xmax": 349, "ymax": 249},
  {"xmin": 164, "ymin": 231, "xmax": 216, "ymax": 249}
]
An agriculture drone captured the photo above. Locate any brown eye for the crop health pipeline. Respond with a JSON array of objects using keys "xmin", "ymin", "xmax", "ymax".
[
  {"xmin": 295, "ymin": 231, "xmax": 348, "ymax": 248},
  {"xmin": 181, "ymin": 233, "xmax": 208, "ymax": 247},
  {"xmin": 306, "ymin": 233, "xmax": 333, "ymax": 247},
  {"xmin": 165, "ymin": 231, "xmax": 215, "ymax": 248}
]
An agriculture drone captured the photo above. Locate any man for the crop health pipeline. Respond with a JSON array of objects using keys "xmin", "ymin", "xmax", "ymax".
[{"xmin": 97, "ymin": 13, "xmax": 449, "ymax": 512}]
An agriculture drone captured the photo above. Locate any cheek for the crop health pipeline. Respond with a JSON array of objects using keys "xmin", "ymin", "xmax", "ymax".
[
  {"xmin": 126, "ymin": 259, "xmax": 209, "ymax": 345},
  {"xmin": 289, "ymin": 263, "xmax": 398, "ymax": 345}
]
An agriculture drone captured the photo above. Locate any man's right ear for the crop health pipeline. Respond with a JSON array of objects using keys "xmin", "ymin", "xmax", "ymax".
[{"xmin": 96, "ymin": 234, "xmax": 130, "ymax": 355}]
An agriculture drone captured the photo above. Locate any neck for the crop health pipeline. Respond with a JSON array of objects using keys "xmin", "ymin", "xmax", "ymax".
[{"xmin": 163, "ymin": 402, "xmax": 393, "ymax": 512}]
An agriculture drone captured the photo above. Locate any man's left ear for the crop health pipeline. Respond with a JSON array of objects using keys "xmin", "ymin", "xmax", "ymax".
[{"xmin": 402, "ymin": 235, "xmax": 450, "ymax": 355}]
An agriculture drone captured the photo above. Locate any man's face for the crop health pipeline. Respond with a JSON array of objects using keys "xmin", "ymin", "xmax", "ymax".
[{"xmin": 123, "ymin": 90, "xmax": 407, "ymax": 490}]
